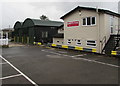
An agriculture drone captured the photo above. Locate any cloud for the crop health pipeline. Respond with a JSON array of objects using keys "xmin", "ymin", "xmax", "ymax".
[
  {"xmin": 1, "ymin": 0, "xmax": 119, "ymax": 2},
  {"xmin": 1, "ymin": 1, "xmax": 119, "ymax": 29}
]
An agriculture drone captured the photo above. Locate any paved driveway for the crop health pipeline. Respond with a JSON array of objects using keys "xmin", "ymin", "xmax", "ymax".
[{"xmin": 0, "ymin": 45, "xmax": 119, "ymax": 85}]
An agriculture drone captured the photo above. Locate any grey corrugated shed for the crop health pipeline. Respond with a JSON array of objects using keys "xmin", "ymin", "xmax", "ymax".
[
  {"xmin": 32, "ymin": 19, "xmax": 63, "ymax": 26},
  {"xmin": 14, "ymin": 21, "xmax": 23, "ymax": 29},
  {"xmin": 22, "ymin": 18, "xmax": 63, "ymax": 27}
]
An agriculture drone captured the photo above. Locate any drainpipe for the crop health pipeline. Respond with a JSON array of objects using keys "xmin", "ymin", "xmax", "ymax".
[{"xmin": 96, "ymin": 7, "xmax": 101, "ymax": 53}]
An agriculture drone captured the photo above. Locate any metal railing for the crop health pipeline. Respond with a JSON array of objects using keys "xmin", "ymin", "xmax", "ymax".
[{"xmin": 0, "ymin": 38, "xmax": 8, "ymax": 45}]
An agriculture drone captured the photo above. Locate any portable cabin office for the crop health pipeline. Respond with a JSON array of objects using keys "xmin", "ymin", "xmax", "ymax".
[{"xmin": 60, "ymin": 6, "xmax": 120, "ymax": 54}]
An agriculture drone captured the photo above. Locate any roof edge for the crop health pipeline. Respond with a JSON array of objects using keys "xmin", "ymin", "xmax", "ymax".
[{"xmin": 60, "ymin": 6, "xmax": 120, "ymax": 19}]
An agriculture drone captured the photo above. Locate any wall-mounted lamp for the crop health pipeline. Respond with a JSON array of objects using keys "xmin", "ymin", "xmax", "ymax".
[{"xmin": 79, "ymin": 10, "xmax": 81, "ymax": 16}]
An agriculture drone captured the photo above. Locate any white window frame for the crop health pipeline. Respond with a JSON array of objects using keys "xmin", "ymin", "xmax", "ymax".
[
  {"xmin": 110, "ymin": 16, "xmax": 114, "ymax": 34},
  {"xmin": 91, "ymin": 17, "xmax": 96, "ymax": 25},
  {"xmin": 76, "ymin": 39, "xmax": 82, "ymax": 46},
  {"xmin": 57, "ymin": 41, "xmax": 59, "ymax": 43},
  {"xmin": 86, "ymin": 40, "xmax": 96, "ymax": 47},
  {"xmin": 82, "ymin": 17, "xmax": 96, "ymax": 26},
  {"xmin": 42, "ymin": 31, "xmax": 48, "ymax": 38},
  {"xmin": 67, "ymin": 39, "xmax": 71, "ymax": 45}
]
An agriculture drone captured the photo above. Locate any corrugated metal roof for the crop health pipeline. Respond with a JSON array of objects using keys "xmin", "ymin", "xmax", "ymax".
[
  {"xmin": 23, "ymin": 18, "xmax": 63, "ymax": 27},
  {"xmin": 32, "ymin": 19, "xmax": 63, "ymax": 27},
  {"xmin": 14, "ymin": 21, "xmax": 23, "ymax": 29}
]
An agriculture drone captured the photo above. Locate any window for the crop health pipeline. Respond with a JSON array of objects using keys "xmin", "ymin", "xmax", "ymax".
[
  {"xmin": 76, "ymin": 39, "xmax": 81, "ymax": 45},
  {"xmin": 67, "ymin": 39, "xmax": 71, "ymax": 44},
  {"xmin": 92, "ymin": 17, "xmax": 95, "ymax": 25},
  {"xmin": 110, "ymin": 27, "xmax": 113, "ymax": 34},
  {"xmin": 87, "ymin": 17, "xmax": 91, "ymax": 25},
  {"xmin": 110, "ymin": 16, "xmax": 114, "ymax": 34},
  {"xmin": 42, "ymin": 31, "xmax": 48, "ymax": 38},
  {"xmin": 82, "ymin": 17, "xmax": 96, "ymax": 26},
  {"xmin": 45, "ymin": 32, "xmax": 48, "ymax": 38},
  {"xmin": 86, "ymin": 40, "xmax": 96, "ymax": 47},
  {"xmin": 83, "ymin": 18, "xmax": 86, "ymax": 25}
]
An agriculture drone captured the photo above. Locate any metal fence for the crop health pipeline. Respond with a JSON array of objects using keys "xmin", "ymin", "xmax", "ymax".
[
  {"xmin": 0, "ymin": 31, "xmax": 8, "ymax": 46},
  {"xmin": 0, "ymin": 38, "xmax": 8, "ymax": 45}
]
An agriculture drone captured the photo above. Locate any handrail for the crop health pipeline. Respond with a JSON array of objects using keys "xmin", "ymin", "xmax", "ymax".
[
  {"xmin": 101, "ymin": 36, "xmax": 106, "ymax": 53},
  {"xmin": 101, "ymin": 36, "xmax": 106, "ymax": 47}
]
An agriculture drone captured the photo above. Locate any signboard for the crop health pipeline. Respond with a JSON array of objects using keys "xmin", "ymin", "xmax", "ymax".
[{"xmin": 67, "ymin": 21, "xmax": 79, "ymax": 27}]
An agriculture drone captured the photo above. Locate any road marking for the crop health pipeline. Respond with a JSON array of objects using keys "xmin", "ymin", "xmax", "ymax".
[
  {"xmin": 0, "ymin": 62, "xmax": 7, "ymax": 65},
  {"xmin": 42, "ymin": 49, "xmax": 119, "ymax": 68},
  {"xmin": 70, "ymin": 55, "xmax": 84, "ymax": 58},
  {"xmin": 41, "ymin": 50, "xmax": 120, "ymax": 68},
  {"xmin": 92, "ymin": 60, "xmax": 119, "ymax": 68},
  {"xmin": 0, "ymin": 55, "xmax": 39, "ymax": 86},
  {"xmin": 0, "ymin": 74, "xmax": 22, "ymax": 80},
  {"xmin": 42, "ymin": 50, "xmax": 62, "ymax": 55},
  {"xmin": 63, "ymin": 55, "xmax": 69, "ymax": 57},
  {"xmin": 73, "ymin": 57, "xmax": 119, "ymax": 68},
  {"xmin": 57, "ymin": 51, "xmax": 67, "ymax": 54},
  {"xmin": 46, "ymin": 55, "xmax": 63, "ymax": 58}
]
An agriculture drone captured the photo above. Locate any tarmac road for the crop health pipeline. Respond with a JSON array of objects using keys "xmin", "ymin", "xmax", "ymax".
[{"xmin": 1, "ymin": 45, "xmax": 120, "ymax": 85}]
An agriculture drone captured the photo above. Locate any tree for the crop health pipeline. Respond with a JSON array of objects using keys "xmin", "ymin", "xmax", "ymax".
[{"xmin": 40, "ymin": 15, "xmax": 49, "ymax": 21}]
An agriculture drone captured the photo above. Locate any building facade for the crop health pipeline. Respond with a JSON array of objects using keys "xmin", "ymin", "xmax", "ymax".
[
  {"xmin": 58, "ymin": 6, "xmax": 120, "ymax": 54},
  {"xmin": 13, "ymin": 18, "xmax": 63, "ymax": 44},
  {"xmin": 53, "ymin": 24, "xmax": 64, "ymax": 45}
]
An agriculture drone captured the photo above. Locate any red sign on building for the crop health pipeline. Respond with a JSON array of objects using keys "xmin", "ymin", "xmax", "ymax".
[{"xmin": 67, "ymin": 21, "xmax": 79, "ymax": 27}]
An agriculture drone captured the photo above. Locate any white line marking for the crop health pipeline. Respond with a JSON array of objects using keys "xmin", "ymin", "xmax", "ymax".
[
  {"xmin": 41, "ymin": 50, "xmax": 119, "ymax": 68},
  {"xmin": 0, "ymin": 62, "xmax": 7, "ymax": 65},
  {"xmin": 42, "ymin": 50, "xmax": 62, "ymax": 55},
  {"xmin": 70, "ymin": 55, "xmax": 83, "ymax": 58},
  {"xmin": 0, "ymin": 55, "xmax": 39, "ymax": 86},
  {"xmin": 57, "ymin": 51, "xmax": 67, "ymax": 54},
  {"xmin": 0, "ymin": 74, "xmax": 22, "ymax": 80},
  {"xmin": 74, "ymin": 55, "xmax": 84, "ymax": 57},
  {"xmin": 73, "ymin": 57, "xmax": 119, "ymax": 68},
  {"xmin": 63, "ymin": 55, "xmax": 69, "ymax": 57},
  {"xmin": 92, "ymin": 60, "xmax": 119, "ymax": 68}
]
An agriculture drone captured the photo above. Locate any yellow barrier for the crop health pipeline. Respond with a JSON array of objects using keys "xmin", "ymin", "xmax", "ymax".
[
  {"xmin": 111, "ymin": 51, "xmax": 117, "ymax": 55},
  {"xmin": 33, "ymin": 42, "xmax": 36, "ymax": 45},
  {"xmin": 38, "ymin": 42, "xmax": 42, "ymax": 45},
  {"xmin": 92, "ymin": 48, "xmax": 97, "ymax": 52},
  {"xmin": 62, "ymin": 45, "xmax": 68, "ymax": 48},
  {"xmin": 52, "ymin": 44, "xmax": 56, "ymax": 47},
  {"xmin": 75, "ymin": 46, "xmax": 83, "ymax": 50}
]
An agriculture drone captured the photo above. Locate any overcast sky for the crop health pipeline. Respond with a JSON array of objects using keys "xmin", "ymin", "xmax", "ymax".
[{"xmin": 0, "ymin": 0, "xmax": 120, "ymax": 29}]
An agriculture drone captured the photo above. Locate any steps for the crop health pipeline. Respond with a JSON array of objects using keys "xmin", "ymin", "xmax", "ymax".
[{"xmin": 103, "ymin": 34, "xmax": 120, "ymax": 55}]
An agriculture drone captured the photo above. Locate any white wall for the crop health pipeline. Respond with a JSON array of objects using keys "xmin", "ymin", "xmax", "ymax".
[
  {"xmin": 63, "ymin": 9, "xmax": 119, "ymax": 53},
  {"xmin": 53, "ymin": 38, "xmax": 64, "ymax": 45}
]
